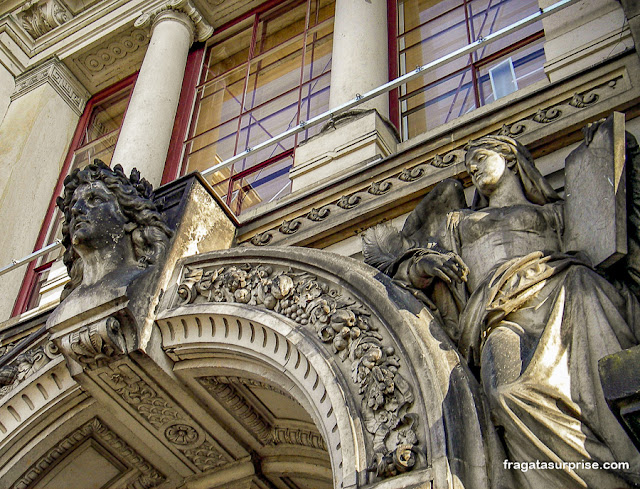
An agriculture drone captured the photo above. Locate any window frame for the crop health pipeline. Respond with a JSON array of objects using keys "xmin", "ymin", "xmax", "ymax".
[
  {"xmin": 394, "ymin": 0, "xmax": 546, "ymax": 140},
  {"xmin": 180, "ymin": 0, "xmax": 335, "ymax": 215}
]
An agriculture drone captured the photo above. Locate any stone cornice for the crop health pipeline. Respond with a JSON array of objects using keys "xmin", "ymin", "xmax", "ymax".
[
  {"xmin": 135, "ymin": 0, "xmax": 213, "ymax": 44},
  {"xmin": 238, "ymin": 54, "xmax": 640, "ymax": 247},
  {"xmin": 10, "ymin": 55, "xmax": 89, "ymax": 115}
]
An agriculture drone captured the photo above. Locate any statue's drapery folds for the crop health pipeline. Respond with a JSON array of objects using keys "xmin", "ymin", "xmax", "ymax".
[{"xmin": 364, "ymin": 123, "xmax": 640, "ymax": 488}]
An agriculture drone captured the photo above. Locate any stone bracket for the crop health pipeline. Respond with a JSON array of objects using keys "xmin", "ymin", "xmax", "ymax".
[{"xmin": 58, "ymin": 316, "xmax": 128, "ymax": 370}]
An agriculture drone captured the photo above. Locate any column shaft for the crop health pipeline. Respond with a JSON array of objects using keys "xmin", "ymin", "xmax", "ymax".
[
  {"xmin": 329, "ymin": 0, "xmax": 390, "ymax": 117},
  {"xmin": 111, "ymin": 11, "xmax": 194, "ymax": 186}
]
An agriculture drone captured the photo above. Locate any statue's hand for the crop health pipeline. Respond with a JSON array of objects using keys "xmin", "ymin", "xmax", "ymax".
[
  {"xmin": 583, "ymin": 118, "xmax": 606, "ymax": 146},
  {"xmin": 409, "ymin": 252, "xmax": 469, "ymax": 288}
]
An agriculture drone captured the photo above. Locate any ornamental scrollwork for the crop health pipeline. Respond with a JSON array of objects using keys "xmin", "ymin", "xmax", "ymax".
[
  {"xmin": 0, "ymin": 341, "xmax": 60, "ymax": 399},
  {"xmin": 532, "ymin": 107, "xmax": 562, "ymax": 123},
  {"xmin": 569, "ymin": 91, "xmax": 599, "ymax": 108},
  {"xmin": 176, "ymin": 263, "xmax": 419, "ymax": 478},
  {"xmin": 368, "ymin": 180, "xmax": 393, "ymax": 195},
  {"xmin": 306, "ymin": 206, "xmax": 331, "ymax": 221},
  {"xmin": 431, "ymin": 152, "xmax": 459, "ymax": 168},
  {"xmin": 398, "ymin": 166, "xmax": 425, "ymax": 182},
  {"xmin": 59, "ymin": 317, "xmax": 127, "ymax": 369},
  {"xmin": 336, "ymin": 193, "xmax": 362, "ymax": 210},
  {"xmin": 498, "ymin": 121, "xmax": 527, "ymax": 137},
  {"xmin": 250, "ymin": 231, "xmax": 273, "ymax": 246},
  {"xmin": 279, "ymin": 219, "xmax": 302, "ymax": 235}
]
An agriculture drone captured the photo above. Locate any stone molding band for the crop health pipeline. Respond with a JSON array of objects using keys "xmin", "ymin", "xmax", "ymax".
[{"xmin": 11, "ymin": 56, "xmax": 90, "ymax": 115}]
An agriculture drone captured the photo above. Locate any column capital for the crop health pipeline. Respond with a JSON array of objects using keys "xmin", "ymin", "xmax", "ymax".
[
  {"xmin": 134, "ymin": 0, "xmax": 213, "ymax": 44},
  {"xmin": 11, "ymin": 56, "xmax": 90, "ymax": 116}
]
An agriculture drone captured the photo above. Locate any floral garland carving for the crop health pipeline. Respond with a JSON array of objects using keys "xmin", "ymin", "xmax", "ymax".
[{"xmin": 176, "ymin": 264, "xmax": 418, "ymax": 478}]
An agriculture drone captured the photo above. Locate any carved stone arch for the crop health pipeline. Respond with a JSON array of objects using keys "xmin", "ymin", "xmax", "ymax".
[
  {"xmin": 156, "ymin": 304, "xmax": 356, "ymax": 489},
  {"xmin": 157, "ymin": 246, "xmax": 496, "ymax": 489}
]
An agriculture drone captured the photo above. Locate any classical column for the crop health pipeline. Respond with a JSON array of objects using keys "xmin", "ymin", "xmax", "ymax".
[
  {"xmin": 110, "ymin": 1, "xmax": 213, "ymax": 186},
  {"xmin": 290, "ymin": 0, "xmax": 396, "ymax": 192},
  {"xmin": 328, "ymin": 0, "xmax": 390, "ymax": 117}
]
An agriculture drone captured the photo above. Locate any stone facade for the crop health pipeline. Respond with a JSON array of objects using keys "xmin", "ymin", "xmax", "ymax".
[{"xmin": 0, "ymin": 0, "xmax": 639, "ymax": 488}]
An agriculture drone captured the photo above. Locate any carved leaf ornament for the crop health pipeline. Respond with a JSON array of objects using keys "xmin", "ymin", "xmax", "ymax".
[{"xmin": 176, "ymin": 263, "xmax": 418, "ymax": 478}]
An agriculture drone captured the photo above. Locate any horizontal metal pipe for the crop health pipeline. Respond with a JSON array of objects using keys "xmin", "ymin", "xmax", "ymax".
[
  {"xmin": 201, "ymin": 0, "xmax": 580, "ymax": 178},
  {"xmin": 0, "ymin": 240, "xmax": 62, "ymax": 277}
]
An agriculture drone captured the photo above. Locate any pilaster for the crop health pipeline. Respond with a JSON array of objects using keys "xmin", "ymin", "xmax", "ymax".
[
  {"xmin": 0, "ymin": 56, "xmax": 88, "ymax": 322},
  {"xmin": 541, "ymin": 0, "xmax": 635, "ymax": 82}
]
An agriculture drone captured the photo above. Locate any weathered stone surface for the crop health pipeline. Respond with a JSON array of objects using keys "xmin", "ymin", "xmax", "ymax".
[
  {"xmin": 564, "ymin": 112, "xmax": 627, "ymax": 267},
  {"xmin": 364, "ymin": 131, "xmax": 640, "ymax": 488},
  {"xmin": 599, "ymin": 345, "xmax": 640, "ymax": 452}
]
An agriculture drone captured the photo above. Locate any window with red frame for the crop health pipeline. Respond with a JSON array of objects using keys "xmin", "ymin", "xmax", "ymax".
[
  {"xmin": 181, "ymin": 0, "xmax": 335, "ymax": 215},
  {"xmin": 12, "ymin": 77, "xmax": 136, "ymax": 315},
  {"xmin": 396, "ymin": 0, "xmax": 547, "ymax": 140}
]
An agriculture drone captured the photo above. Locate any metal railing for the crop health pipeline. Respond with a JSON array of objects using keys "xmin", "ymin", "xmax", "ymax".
[{"xmin": 0, "ymin": 0, "xmax": 581, "ymax": 279}]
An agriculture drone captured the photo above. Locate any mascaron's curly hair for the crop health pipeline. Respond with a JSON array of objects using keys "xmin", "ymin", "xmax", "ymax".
[{"xmin": 56, "ymin": 159, "xmax": 173, "ymax": 300}]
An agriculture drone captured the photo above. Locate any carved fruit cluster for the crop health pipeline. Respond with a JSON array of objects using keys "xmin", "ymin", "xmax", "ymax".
[{"xmin": 177, "ymin": 264, "xmax": 418, "ymax": 478}]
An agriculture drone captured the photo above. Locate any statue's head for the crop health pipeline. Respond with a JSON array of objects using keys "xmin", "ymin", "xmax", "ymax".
[
  {"xmin": 56, "ymin": 160, "xmax": 173, "ymax": 300},
  {"xmin": 464, "ymin": 134, "xmax": 560, "ymax": 206}
]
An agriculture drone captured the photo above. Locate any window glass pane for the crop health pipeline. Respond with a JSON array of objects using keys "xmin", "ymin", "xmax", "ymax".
[
  {"xmin": 244, "ymin": 40, "xmax": 305, "ymax": 111},
  {"xmin": 299, "ymin": 73, "xmax": 331, "ymax": 142},
  {"xmin": 302, "ymin": 21, "xmax": 333, "ymax": 83},
  {"xmin": 312, "ymin": 0, "xmax": 336, "ymax": 25},
  {"xmin": 196, "ymin": 67, "xmax": 246, "ymax": 132},
  {"xmin": 256, "ymin": 0, "xmax": 308, "ymax": 54},
  {"xmin": 230, "ymin": 154, "xmax": 293, "ymax": 214},
  {"xmin": 184, "ymin": 0, "xmax": 335, "ymax": 214},
  {"xmin": 468, "ymin": 0, "xmax": 542, "ymax": 60},
  {"xmin": 80, "ymin": 86, "xmax": 132, "ymax": 146},
  {"xmin": 204, "ymin": 22, "xmax": 253, "ymax": 81},
  {"xmin": 402, "ymin": 67, "xmax": 476, "ymax": 138},
  {"xmin": 187, "ymin": 118, "xmax": 238, "ymax": 171},
  {"xmin": 397, "ymin": 0, "xmax": 545, "ymax": 140},
  {"xmin": 478, "ymin": 38, "xmax": 546, "ymax": 104}
]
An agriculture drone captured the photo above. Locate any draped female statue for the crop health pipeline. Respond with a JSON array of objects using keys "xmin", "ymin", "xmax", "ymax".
[{"xmin": 364, "ymin": 134, "xmax": 640, "ymax": 488}]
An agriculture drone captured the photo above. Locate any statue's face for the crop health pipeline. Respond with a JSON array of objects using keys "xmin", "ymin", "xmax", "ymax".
[
  {"xmin": 69, "ymin": 181, "xmax": 128, "ymax": 249},
  {"xmin": 465, "ymin": 148, "xmax": 508, "ymax": 195}
]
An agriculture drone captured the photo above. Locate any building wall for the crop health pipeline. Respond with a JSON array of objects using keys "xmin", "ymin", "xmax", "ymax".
[{"xmin": 0, "ymin": 0, "xmax": 639, "ymax": 487}]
